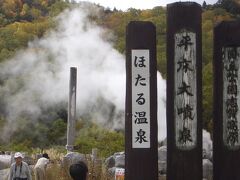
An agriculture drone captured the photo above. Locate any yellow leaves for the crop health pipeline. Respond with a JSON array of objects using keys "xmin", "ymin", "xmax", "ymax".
[
  {"xmin": 6, "ymin": 20, "xmax": 50, "ymax": 39},
  {"xmin": 203, "ymin": 20, "xmax": 213, "ymax": 32},
  {"xmin": 202, "ymin": 8, "xmax": 233, "ymax": 25},
  {"xmin": 41, "ymin": 0, "xmax": 49, "ymax": 8},
  {"xmin": 2, "ymin": 0, "xmax": 22, "ymax": 18},
  {"xmin": 213, "ymin": 14, "xmax": 233, "ymax": 24},
  {"xmin": 30, "ymin": 8, "xmax": 42, "ymax": 20},
  {"xmin": 20, "ymin": 3, "xmax": 30, "ymax": 17},
  {"xmin": 202, "ymin": 10, "xmax": 215, "ymax": 21},
  {"xmin": 140, "ymin": 10, "xmax": 152, "ymax": 18}
]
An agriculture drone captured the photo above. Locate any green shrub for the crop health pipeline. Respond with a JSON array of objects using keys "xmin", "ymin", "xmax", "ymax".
[{"xmin": 75, "ymin": 123, "xmax": 124, "ymax": 157}]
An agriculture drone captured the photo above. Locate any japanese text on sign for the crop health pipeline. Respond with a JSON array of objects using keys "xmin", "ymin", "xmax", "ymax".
[
  {"xmin": 174, "ymin": 30, "xmax": 197, "ymax": 149},
  {"xmin": 132, "ymin": 49, "xmax": 150, "ymax": 148},
  {"xmin": 223, "ymin": 47, "xmax": 240, "ymax": 150}
]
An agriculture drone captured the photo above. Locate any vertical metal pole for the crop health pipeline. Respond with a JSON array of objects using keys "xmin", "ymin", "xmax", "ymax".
[
  {"xmin": 125, "ymin": 21, "xmax": 158, "ymax": 180},
  {"xmin": 66, "ymin": 67, "xmax": 77, "ymax": 152},
  {"xmin": 213, "ymin": 20, "xmax": 240, "ymax": 180},
  {"xmin": 167, "ymin": 2, "xmax": 202, "ymax": 180}
]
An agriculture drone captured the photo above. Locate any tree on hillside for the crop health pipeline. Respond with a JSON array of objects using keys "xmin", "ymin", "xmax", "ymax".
[
  {"xmin": 0, "ymin": 0, "xmax": 70, "ymax": 25},
  {"xmin": 202, "ymin": 1, "xmax": 207, "ymax": 9},
  {"xmin": 216, "ymin": 0, "xmax": 240, "ymax": 15}
]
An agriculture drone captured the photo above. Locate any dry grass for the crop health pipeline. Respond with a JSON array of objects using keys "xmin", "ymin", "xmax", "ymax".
[
  {"xmin": 43, "ymin": 159, "xmax": 112, "ymax": 180},
  {"xmin": 36, "ymin": 148, "xmax": 112, "ymax": 180},
  {"xmin": 2, "ymin": 148, "xmax": 167, "ymax": 180}
]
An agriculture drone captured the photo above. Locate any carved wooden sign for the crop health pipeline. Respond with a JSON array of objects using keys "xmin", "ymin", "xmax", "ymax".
[
  {"xmin": 132, "ymin": 49, "xmax": 150, "ymax": 148},
  {"xmin": 167, "ymin": 2, "xmax": 202, "ymax": 180},
  {"xmin": 174, "ymin": 30, "xmax": 197, "ymax": 149},
  {"xmin": 213, "ymin": 20, "xmax": 240, "ymax": 180},
  {"xmin": 125, "ymin": 21, "xmax": 158, "ymax": 180},
  {"xmin": 222, "ymin": 47, "xmax": 240, "ymax": 150}
]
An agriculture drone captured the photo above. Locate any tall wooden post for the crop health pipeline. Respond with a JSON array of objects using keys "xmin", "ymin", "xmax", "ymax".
[
  {"xmin": 167, "ymin": 2, "xmax": 202, "ymax": 180},
  {"xmin": 125, "ymin": 21, "xmax": 158, "ymax": 180},
  {"xmin": 66, "ymin": 67, "xmax": 77, "ymax": 152},
  {"xmin": 213, "ymin": 20, "xmax": 240, "ymax": 180}
]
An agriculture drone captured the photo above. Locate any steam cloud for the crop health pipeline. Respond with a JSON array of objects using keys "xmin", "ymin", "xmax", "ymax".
[{"xmin": 0, "ymin": 5, "xmax": 166, "ymax": 141}]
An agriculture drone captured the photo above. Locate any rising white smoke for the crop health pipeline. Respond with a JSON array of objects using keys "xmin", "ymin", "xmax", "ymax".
[{"xmin": 0, "ymin": 5, "xmax": 166, "ymax": 141}]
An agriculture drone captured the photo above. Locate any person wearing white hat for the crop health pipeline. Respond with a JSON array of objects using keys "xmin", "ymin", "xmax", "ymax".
[{"xmin": 8, "ymin": 152, "xmax": 32, "ymax": 180}]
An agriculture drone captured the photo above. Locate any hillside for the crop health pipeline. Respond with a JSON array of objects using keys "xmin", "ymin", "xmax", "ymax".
[{"xmin": 0, "ymin": 0, "xmax": 239, "ymax": 155}]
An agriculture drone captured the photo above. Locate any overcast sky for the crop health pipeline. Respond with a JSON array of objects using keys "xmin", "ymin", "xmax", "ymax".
[{"xmin": 77, "ymin": 0, "xmax": 218, "ymax": 10}]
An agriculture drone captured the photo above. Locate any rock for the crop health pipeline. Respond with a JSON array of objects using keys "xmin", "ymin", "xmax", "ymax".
[
  {"xmin": 159, "ymin": 138, "xmax": 167, "ymax": 147},
  {"xmin": 105, "ymin": 152, "xmax": 125, "ymax": 178},
  {"xmin": 0, "ymin": 168, "xmax": 9, "ymax": 180},
  {"xmin": 113, "ymin": 151, "xmax": 124, "ymax": 157},
  {"xmin": 23, "ymin": 155, "xmax": 34, "ymax": 165},
  {"xmin": 202, "ymin": 130, "xmax": 213, "ymax": 160},
  {"xmin": 35, "ymin": 154, "xmax": 43, "ymax": 160},
  {"xmin": 62, "ymin": 152, "xmax": 87, "ymax": 170},
  {"xmin": 158, "ymin": 146, "xmax": 167, "ymax": 175},
  {"xmin": 105, "ymin": 155, "xmax": 115, "ymax": 169},
  {"xmin": 107, "ymin": 167, "xmax": 116, "ymax": 177},
  {"xmin": 115, "ymin": 154, "xmax": 125, "ymax": 168},
  {"xmin": 203, "ymin": 159, "xmax": 213, "ymax": 180},
  {"xmin": 0, "ymin": 155, "xmax": 12, "ymax": 170},
  {"xmin": 158, "ymin": 146, "xmax": 167, "ymax": 162},
  {"xmin": 158, "ymin": 161, "xmax": 167, "ymax": 175}
]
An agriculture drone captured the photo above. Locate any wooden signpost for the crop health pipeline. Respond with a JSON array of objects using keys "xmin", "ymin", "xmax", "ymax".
[
  {"xmin": 213, "ymin": 20, "xmax": 240, "ymax": 180},
  {"xmin": 167, "ymin": 2, "xmax": 202, "ymax": 180},
  {"xmin": 125, "ymin": 21, "xmax": 158, "ymax": 180}
]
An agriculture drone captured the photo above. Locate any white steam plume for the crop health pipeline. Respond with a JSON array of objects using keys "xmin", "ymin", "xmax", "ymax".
[{"xmin": 0, "ymin": 5, "xmax": 166, "ymax": 141}]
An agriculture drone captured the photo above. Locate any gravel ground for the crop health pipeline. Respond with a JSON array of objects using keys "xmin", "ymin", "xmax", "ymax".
[{"xmin": 0, "ymin": 168, "xmax": 9, "ymax": 180}]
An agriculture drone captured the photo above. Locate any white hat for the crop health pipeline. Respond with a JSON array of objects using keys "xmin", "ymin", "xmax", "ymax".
[{"xmin": 14, "ymin": 152, "xmax": 24, "ymax": 159}]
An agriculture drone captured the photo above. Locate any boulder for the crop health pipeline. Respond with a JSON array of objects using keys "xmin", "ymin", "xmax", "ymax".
[
  {"xmin": 115, "ymin": 154, "xmax": 125, "ymax": 168},
  {"xmin": 0, "ymin": 155, "xmax": 12, "ymax": 170},
  {"xmin": 105, "ymin": 155, "xmax": 115, "ymax": 169},
  {"xmin": 203, "ymin": 159, "xmax": 213, "ymax": 180},
  {"xmin": 158, "ymin": 145, "xmax": 167, "ymax": 175},
  {"xmin": 62, "ymin": 152, "xmax": 87, "ymax": 170},
  {"xmin": 158, "ymin": 161, "xmax": 167, "ymax": 175},
  {"xmin": 159, "ymin": 138, "xmax": 167, "ymax": 147},
  {"xmin": 23, "ymin": 155, "xmax": 34, "ymax": 165},
  {"xmin": 158, "ymin": 146, "xmax": 167, "ymax": 162},
  {"xmin": 202, "ymin": 130, "xmax": 213, "ymax": 160},
  {"xmin": 0, "ymin": 169, "xmax": 9, "ymax": 180},
  {"xmin": 107, "ymin": 167, "xmax": 116, "ymax": 177},
  {"xmin": 113, "ymin": 151, "xmax": 124, "ymax": 157}
]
